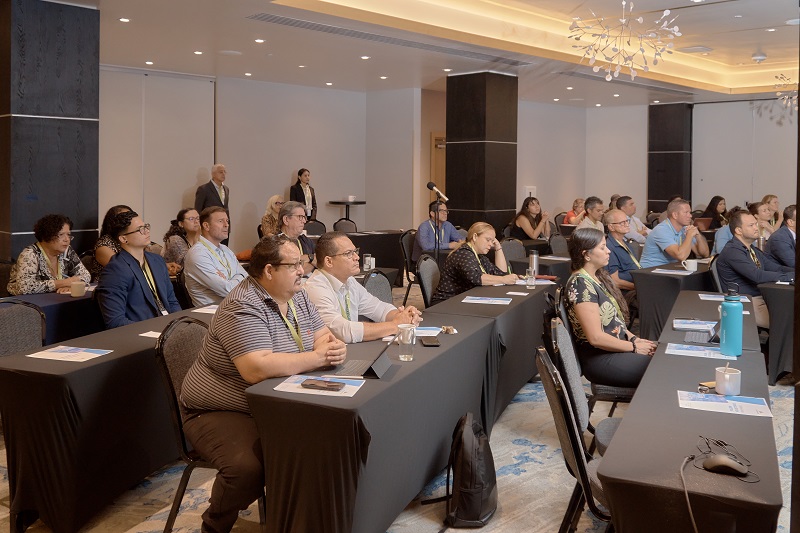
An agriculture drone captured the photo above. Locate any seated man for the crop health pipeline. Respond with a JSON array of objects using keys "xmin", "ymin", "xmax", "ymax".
[
  {"xmin": 575, "ymin": 196, "xmax": 605, "ymax": 232},
  {"xmin": 766, "ymin": 204, "xmax": 796, "ymax": 268},
  {"xmin": 412, "ymin": 201, "xmax": 464, "ymax": 262},
  {"xmin": 716, "ymin": 210, "xmax": 794, "ymax": 328},
  {"xmin": 603, "ymin": 209, "xmax": 641, "ymax": 310},
  {"xmin": 306, "ymin": 231, "xmax": 422, "ymax": 342},
  {"xmin": 640, "ymin": 199, "xmax": 709, "ymax": 268},
  {"xmin": 277, "ymin": 200, "xmax": 316, "ymax": 276},
  {"xmin": 616, "ymin": 196, "xmax": 650, "ymax": 244},
  {"xmin": 184, "ymin": 206, "xmax": 248, "ymax": 306},
  {"xmin": 180, "ymin": 235, "xmax": 346, "ymax": 532},
  {"xmin": 96, "ymin": 211, "xmax": 181, "ymax": 328}
]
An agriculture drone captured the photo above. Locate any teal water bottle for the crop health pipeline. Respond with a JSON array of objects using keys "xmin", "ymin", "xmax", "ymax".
[{"xmin": 720, "ymin": 284, "xmax": 743, "ymax": 357}]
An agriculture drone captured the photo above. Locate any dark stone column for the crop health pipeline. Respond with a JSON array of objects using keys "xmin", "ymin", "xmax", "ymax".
[
  {"xmin": 0, "ymin": 0, "xmax": 99, "ymax": 261},
  {"xmin": 445, "ymin": 72, "xmax": 517, "ymax": 233},
  {"xmin": 647, "ymin": 103, "xmax": 693, "ymax": 214}
]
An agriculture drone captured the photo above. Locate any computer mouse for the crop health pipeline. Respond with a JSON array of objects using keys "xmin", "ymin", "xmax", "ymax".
[{"xmin": 702, "ymin": 454, "xmax": 748, "ymax": 476}]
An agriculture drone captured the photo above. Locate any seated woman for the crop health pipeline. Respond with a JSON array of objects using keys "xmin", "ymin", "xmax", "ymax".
[
  {"xmin": 261, "ymin": 194, "xmax": 284, "ymax": 237},
  {"xmin": 762, "ymin": 194, "xmax": 782, "ymax": 228},
  {"xmin": 564, "ymin": 228, "xmax": 657, "ymax": 388},
  {"xmin": 430, "ymin": 222, "xmax": 518, "ymax": 305},
  {"xmin": 88, "ymin": 204, "xmax": 131, "ymax": 282},
  {"xmin": 565, "ymin": 198, "xmax": 584, "ymax": 225},
  {"xmin": 509, "ymin": 197, "xmax": 551, "ymax": 240},
  {"xmin": 8, "ymin": 214, "xmax": 91, "ymax": 295},
  {"xmin": 163, "ymin": 208, "xmax": 201, "ymax": 275},
  {"xmin": 700, "ymin": 195, "xmax": 728, "ymax": 229},
  {"xmin": 749, "ymin": 202, "xmax": 775, "ymax": 240}
]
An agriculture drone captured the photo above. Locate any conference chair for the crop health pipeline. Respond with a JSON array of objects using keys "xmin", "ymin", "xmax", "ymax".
[
  {"xmin": 548, "ymin": 221, "xmax": 559, "ymax": 237},
  {"xmin": 155, "ymin": 316, "xmax": 266, "ymax": 533},
  {"xmin": 555, "ymin": 287, "xmax": 635, "ymax": 418},
  {"xmin": 146, "ymin": 242, "xmax": 163, "ymax": 256},
  {"xmin": 646, "ymin": 212, "xmax": 661, "ymax": 228},
  {"xmin": 333, "ymin": 218, "xmax": 357, "ymax": 233},
  {"xmin": 627, "ymin": 240, "xmax": 643, "ymax": 261},
  {"xmin": 399, "ymin": 229, "xmax": 418, "ymax": 305},
  {"xmin": 362, "ymin": 269, "xmax": 393, "ymax": 304},
  {"xmin": 0, "ymin": 298, "xmax": 46, "ymax": 356},
  {"xmin": 0, "ymin": 261, "xmax": 13, "ymax": 298},
  {"xmin": 416, "ymin": 254, "xmax": 440, "ymax": 308},
  {"xmin": 555, "ymin": 212, "xmax": 567, "ymax": 228},
  {"xmin": 550, "ymin": 235, "xmax": 569, "ymax": 256},
  {"xmin": 79, "ymin": 249, "xmax": 94, "ymax": 272},
  {"xmin": 500, "ymin": 238, "xmax": 526, "ymax": 262},
  {"xmin": 502, "ymin": 225, "xmax": 512, "ymax": 238},
  {"xmin": 535, "ymin": 348, "xmax": 614, "ymax": 533},
  {"xmin": 173, "ymin": 271, "xmax": 194, "ymax": 310},
  {"xmin": 708, "ymin": 254, "xmax": 722, "ymax": 293},
  {"xmin": 457, "ymin": 228, "xmax": 468, "ymax": 240},
  {"xmin": 257, "ymin": 224, "xmax": 264, "ymax": 239},
  {"xmin": 304, "ymin": 219, "xmax": 326, "ymax": 235}
]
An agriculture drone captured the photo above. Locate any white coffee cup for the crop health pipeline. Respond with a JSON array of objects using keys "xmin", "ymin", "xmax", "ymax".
[
  {"xmin": 70, "ymin": 281, "xmax": 87, "ymax": 298},
  {"xmin": 682, "ymin": 259, "xmax": 698, "ymax": 272},
  {"xmin": 715, "ymin": 367, "xmax": 742, "ymax": 396},
  {"xmin": 347, "ymin": 195, "xmax": 357, "ymax": 202}
]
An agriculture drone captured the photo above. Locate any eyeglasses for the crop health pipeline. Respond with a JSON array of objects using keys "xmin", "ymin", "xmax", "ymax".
[
  {"xmin": 184, "ymin": 216, "xmax": 200, "ymax": 222},
  {"xmin": 272, "ymin": 261, "xmax": 304, "ymax": 272},
  {"xmin": 56, "ymin": 232, "xmax": 74, "ymax": 241},
  {"xmin": 332, "ymin": 248, "xmax": 360, "ymax": 259},
  {"xmin": 121, "ymin": 224, "xmax": 151, "ymax": 236},
  {"xmin": 275, "ymin": 201, "xmax": 285, "ymax": 206},
  {"xmin": 610, "ymin": 220, "xmax": 630, "ymax": 226},
  {"xmin": 289, "ymin": 214, "xmax": 308, "ymax": 222},
  {"xmin": 437, "ymin": 209, "xmax": 449, "ymax": 214}
]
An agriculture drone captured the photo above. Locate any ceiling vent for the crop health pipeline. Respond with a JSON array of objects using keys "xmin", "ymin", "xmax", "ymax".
[{"xmin": 676, "ymin": 46, "xmax": 714, "ymax": 54}]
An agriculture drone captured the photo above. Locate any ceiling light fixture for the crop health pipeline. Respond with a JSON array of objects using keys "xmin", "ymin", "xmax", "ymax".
[
  {"xmin": 753, "ymin": 75, "xmax": 797, "ymax": 125},
  {"xmin": 569, "ymin": 1, "xmax": 682, "ymax": 81},
  {"xmin": 613, "ymin": 93, "xmax": 620, "ymax": 97},
  {"xmin": 653, "ymin": 100, "xmax": 660, "ymax": 103},
  {"xmin": 145, "ymin": 61, "xmax": 153, "ymax": 65},
  {"xmin": 442, "ymin": 68, "xmax": 452, "ymax": 72},
  {"xmin": 380, "ymin": 76, "xmax": 387, "ymax": 80},
  {"xmin": 194, "ymin": 51, "xmax": 203, "ymax": 55},
  {"xmin": 326, "ymin": 82, "xmax": 333, "ymax": 86},
  {"xmin": 566, "ymin": 86, "xmax": 574, "ymax": 90},
  {"xmin": 245, "ymin": 73, "xmax": 252, "ymax": 76},
  {"xmin": 595, "ymin": 103, "xmax": 602, "ymax": 107},
  {"xmin": 553, "ymin": 98, "xmax": 560, "ymax": 101},
  {"xmin": 361, "ymin": 56, "xmax": 370, "ymax": 60},
  {"xmin": 775, "ymin": 74, "xmax": 798, "ymax": 111},
  {"xmin": 298, "ymin": 65, "xmax": 305, "ymax": 68},
  {"xmin": 119, "ymin": 18, "xmax": 130, "ymax": 23},
  {"xmin": 255, "ymin": 39, "xmax": 265, "ymax": 43},
  {"xmin": 766, "ymin": 28, "xmax": 777, "ymax": 32},
  {"xmin": 752, "ymin": 52, "xmax": 767, "ymax": 63},
  {"xmin": 734, "ymin": 15, "xmax": 742, "ymax": 18}
]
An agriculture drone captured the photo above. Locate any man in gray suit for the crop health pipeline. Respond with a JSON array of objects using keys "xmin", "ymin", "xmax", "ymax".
[
  {"xmin": 195, "ymin": 163, "xmax": 230, "ymax": 244},
  {"xmin": 766, "ymin": 204, "xmax": 796, "ymax": 268}
]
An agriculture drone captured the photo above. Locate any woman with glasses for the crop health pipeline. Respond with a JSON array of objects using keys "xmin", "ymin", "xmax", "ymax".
[
  {"xmin": 162, "ymin": 208, "xmax": 201, "ymax": 274},
  {"xmin": 261, "ymin": 195, "xmax": 285, "ymax": 237},
  {"xmin": 8, "ymin": 214, "xmax": 91, "ymax": 295},
  {"xmin": 509, "ymin": 197, "xmax": 550, "ymax": 240}
]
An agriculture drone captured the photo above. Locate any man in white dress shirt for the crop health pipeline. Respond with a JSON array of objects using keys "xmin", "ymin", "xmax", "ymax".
[
  {"xmin": 183, "ymin": 206, "xmax": 248, "ymax": 306},
  {"xmin": 304, "ymin": 231, "xmax": 422, "ymax": 343},
  {"xmin": 616, "ymin": 196, "xmax": 650, "ymax": 244}
]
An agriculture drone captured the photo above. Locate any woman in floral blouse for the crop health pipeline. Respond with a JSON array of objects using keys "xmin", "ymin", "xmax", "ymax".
[
  {"xmin": 564, "ymin": 228, "xmax": 656, "ymax": 388},
  {"xmin": 8, "ymin": 214, "xmax": 91, "ymax": 295}
]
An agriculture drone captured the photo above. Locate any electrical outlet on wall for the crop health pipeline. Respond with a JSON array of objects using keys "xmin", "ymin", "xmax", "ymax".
[{"xmin": 524, "ymin": 186, "xmax": 536, "ymax": 198}]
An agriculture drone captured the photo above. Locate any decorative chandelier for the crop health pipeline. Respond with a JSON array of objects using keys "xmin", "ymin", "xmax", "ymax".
[
  {"xmin": 753, "ymin": 74, "xmax": 798, "ymax": 126},
  {"xmin": 568, "ymin": 1, "xmax": 682, "ymax": 81},
  {"xmin": 775, "ymin": 74, "xmax": 798, "ymax": 112}
]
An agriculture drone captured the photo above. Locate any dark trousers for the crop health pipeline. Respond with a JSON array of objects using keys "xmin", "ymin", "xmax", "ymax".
[
  {"xmin": 183, "ymin": 410, "xmax": 264, "ymax": 533},
  {"xmin": 577, "ymin": 344, "xmax": 651, "ymax": 388}
]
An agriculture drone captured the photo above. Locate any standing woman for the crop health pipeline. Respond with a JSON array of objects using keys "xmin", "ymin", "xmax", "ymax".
[
  {"xmin": 510, "ymin": 197, "xmax": 551, "ymax": 240},
  {"xmin": 564, "ymin": 228, "xmax": 656, "ymax": 388},
  {"xmin": 163, "ymin": 208, "xmax": 201, "ymax": 275},
  {"xmin": 749, "ymin": 202, "xmax": 776, "ymax": 240},
  {"xmin": 430, "ymin": 222, "xmax": 518, "ymax": 305},
  {"xmin": 762, "ymin": 194, "xmax": 782, "ymax": 228},
  {"xmin": 8, "ymin": 214, "xmax": 91, "ymax": 295},
  {"xmin": 261, "ymin": 195, "xmax": 285, "ymax": 237},
  {"xmin": 290, "ymin": 168, "xmax": 317, "ymax": 221},
  {"xmin": 700, "ymin": 195, "xmax": 728, "ymax": 229},
  {"xmin": 89, "ymin": 204, "xmax": 132, "ymax": 282}
]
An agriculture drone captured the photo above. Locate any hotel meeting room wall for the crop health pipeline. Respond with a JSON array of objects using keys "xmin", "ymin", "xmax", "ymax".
[
  {"xmin": 215, "ymin": 77, "xmax": 368, "ymax": 251},
  {"xmin": 693, "ymin": 101, "xmax": 797, "ymax": 211},
  {"xmin": 99, "ymin": 69, "xmax": 215, "ymax": 248},
  {"xmin": 419, "ymin": 89, "xmax": 447, "ymax": 223}
]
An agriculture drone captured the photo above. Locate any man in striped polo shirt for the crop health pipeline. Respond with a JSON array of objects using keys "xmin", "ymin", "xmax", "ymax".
[{"xmin": 180, "ymin": 234, "xmax": 346, "ymax": 533}]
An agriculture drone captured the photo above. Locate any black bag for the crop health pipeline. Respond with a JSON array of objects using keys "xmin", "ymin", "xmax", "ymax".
[{"xmin": 432, "ymin": 412, "xmax": 498, "ymax": 529}]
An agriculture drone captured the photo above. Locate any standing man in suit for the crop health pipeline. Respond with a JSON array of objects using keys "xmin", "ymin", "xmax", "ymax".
[
  {"xmin": 195, "ymin": 163, "xmax": 230, "ymax": 245},
  {"xmin": 96, "ymin": 210, "xmax": 181, "ymax": 329},
  {"xmin": 766, "ymin": 204, "xmax": 796, "ymax": 268}
]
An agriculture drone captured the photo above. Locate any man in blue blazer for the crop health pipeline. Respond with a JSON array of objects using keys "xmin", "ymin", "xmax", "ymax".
[
  {"xmin": 766, "ymin": 204, "xmax": 796, "ymax": 268},
  {"xmin": 96, "ymin": 210, "xmax": 181, "ymax": 329}
]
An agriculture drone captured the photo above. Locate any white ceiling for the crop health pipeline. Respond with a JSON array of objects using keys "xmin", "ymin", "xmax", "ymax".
[{"xmin": 90, "ymin": 0, "xmax": 800, "ymax": 107}]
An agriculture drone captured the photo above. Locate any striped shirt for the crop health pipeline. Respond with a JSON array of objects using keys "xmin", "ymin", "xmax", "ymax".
[{"xmin": 181, "ymin": 276, "xmax": 325, "ymax": 413}]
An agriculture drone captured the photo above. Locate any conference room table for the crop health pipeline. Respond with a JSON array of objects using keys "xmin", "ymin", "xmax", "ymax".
[
  {"xmin": 508, "ymin": 255, "xmax": 572, "ymax": 282},
  {"xmin": 759, "ymin": 282, "xmax": 795, "ymax": 385},
  {"xmin": 246, "ymin": 312, "xmax": 496, "ymax": 533},
  {"xmin": 598, "ymin": 291, "xmax": 780, "ymax": 532},
  {"xmin": 13, "ymin": 290, "xmax": 105, "ymax": 345},
  {"xmin": 631, "ymin": 262, "xmax": 715, "ymax": 340}
]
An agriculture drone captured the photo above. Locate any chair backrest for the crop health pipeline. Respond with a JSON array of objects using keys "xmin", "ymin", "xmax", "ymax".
[
  {"xmin": 0, "ymin": 262, "xmax": 12, "ymax": 298},
  {"xmin": 555, "ymin": 212, "xmax": 567, "ymax": 227},
  {"xmin": 709, "ymin": 254, "xmax": 722, "ymax": 292},
  {"xmin": 550, "ymin": 234, "xmax": 569, "ymax": 256},
  {"xmin": 79, "ymin": 249, "xmax": 94, "ymax": 271},
  {"xmin": 146, "ymin": 242, "xmax": 163, "ymax": 256},
  {"xmin": 457, "ymin": 228, "xmax": 468, "ymax": 240},
  {"xmin": 155, "ymin": 316, "xmax": 209, "ymax": 460},
  {"xmin": 0, "ymin": 298, "xmax": 46, "ymax": 355},
  {"xmin": 502, "ymin": 225, "xmax": 512, "ymax": 238},
  {"xmin": 400, "ymin": 229, "xmax": 417, "ymax": 282},
  {"xmin": 646, "ymin": 212, "xmax": 661, "ymax": 227},
  {"xmin": 257, "ymin": 224, "xmax": 264, "ymax": 239},
  {"xmin": 304, "ymin": 219, "xmax": 326, "ymax": 235},
  {"xmin": 416, "ymin": 254, "xmax": 440, "ymax": 308},
  {"xmin": 362, "ymin": 269, "xmax": 393, "ymax": 304},
  {"xmin": 333, "ymin": 218, "xmax": 357, "ymax": 233},
  {"xmin": 628, "ymin": 239, "xmax": 643, "ymax": 260},
  {"xmin": 552, "ymin": 319, "xmax": 589, "ymax": 433},
  {"xmin": 500, "ymin": 238, "xmax": 525, "ymax": 261},
  {"xmin": 555, "ymin": 286, "xmax": 575, "ymax": 339},
  {"xmin": 174, "ymin": 270, "xmax": 194, "ymax": 310},
  {"xmin": 548, "ymin": 221, "xmax": 558, "ymax": 237}
]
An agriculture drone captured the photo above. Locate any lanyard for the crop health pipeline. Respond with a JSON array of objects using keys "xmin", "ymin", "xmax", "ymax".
[
  {"xmin": 614, "ymin": 238, "xmax": 641, "ymax": 269},
  {"xmin": 199, "ymin": 239, "xmax": 232, "ymax": 277},
  {"xmin": 340, "ymin": 292, "xmax": 351, "ymax": 320},
  {"xmin": 278, "ymin": 300, "xmax": 304, "ymax": 351},
  {"xmin": 37, "ymin": 243, "xmax": 62, "ymax": 280},
  {"xmin": 141, "ymin": 259, "xmax": 167, "ymax": 313},
  {"xmin": 467, "ymin": 243, "xmax": 487, "ymax": 274},
  {"xmin": 578, "ymin": 269, "xmax": 624, "ymax": 321},
  {"xmin": 429, "ymin": 220, "xmax": 445, "ymax": 246},
  {"xmin": 748, "ymin": 246, "xmax": 762, "ymax": 269}
]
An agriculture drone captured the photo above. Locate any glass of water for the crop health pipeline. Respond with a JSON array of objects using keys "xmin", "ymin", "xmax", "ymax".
[
  {"xmin": 526, "ymin": 268, "xmax": 536, "ymax": 289},
  {"xmin": 362, "ymin": 254, "xmax": 372, "ymax": 271},
  {"xmin": 398, "ymin": 324, "xmax": 416, "ymax": 361}
]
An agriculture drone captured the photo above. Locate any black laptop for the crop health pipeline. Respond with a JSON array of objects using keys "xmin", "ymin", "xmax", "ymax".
[
  {"xmin": 327, "ymin": 333, "xmax": 398, "ymax": 379},
  {"xmin": 684, "ymin": 322, "xmax": 720, "ymax": 344}
]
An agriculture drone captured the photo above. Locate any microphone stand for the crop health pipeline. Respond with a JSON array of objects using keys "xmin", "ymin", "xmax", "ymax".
[{"xmin": 433, "ymin": 195, "xmax": 443, "ymax": 265}]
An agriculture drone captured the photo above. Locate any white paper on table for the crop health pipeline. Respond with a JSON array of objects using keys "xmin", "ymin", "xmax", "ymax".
[
  {"xmin": 26, "ymin": 345, "xmax": 112, "ymax": 362},
  {"xmin": 514, "ymin": 279, "xmax": 555, "ymax": 286},
  {"xmin": 381, "ymin": 327, "xmax": 442, "ymax": 342},
  {"xmin": 192, "ymin": 305, "xmax": 218, "ymax": 314},
  {"xmin": 85, "ymin": 285, "xmax": 96, "ymax": 292},
  {"xmin": 139, "ymin": 331, "xmax": 162, "ymax": 338},
  {"xmin": 539, "ymin": 255, "xmax": 571, "ymax": 261},
  {"xmin": 274, "ymin": 375, "xmax": 365, "ymax": 397},
  {"xmin": 652, "ymin": 268, "xmax": 694, "ymax": 276},
  {"xmin": 664, "ymin": 343, "xmax": 738, "ymax": 360},
  {"xmin": 677, "ymin": 391, "xmax": 772, "ymax": 417},
  {"xmin": 507, "ymin": 291, "xmax": 530, "ymax": 296},
  {"xmin": 462, "ymin": 296, "xmax": 512, "ymax": 305},
  {"xmin": 698, "ymin": 294, "xmax": 751, "ymax": 302}
]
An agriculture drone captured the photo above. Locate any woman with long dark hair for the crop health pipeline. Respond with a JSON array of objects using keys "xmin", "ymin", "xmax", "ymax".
[
  {"xmin": 88, "ymin": 204, "xmax": 132, "ymax": 282},
  {"xmin": 509, "ymin": 197, "xmax": 550, "ymax": 240},
  {"xmin": 700, "ymin": 195, "xmax": 728, "ymax": 229},
  {"xmin": 162, "ymin": 208, "xmax": 201, "ymax": 274},
  {"xmin": 289, "ymin": 168, "xmax": 317, "ymax": 220},
  {"xmin": 564, "ymin": 228, "xmax": 656, "ymax": 388}
]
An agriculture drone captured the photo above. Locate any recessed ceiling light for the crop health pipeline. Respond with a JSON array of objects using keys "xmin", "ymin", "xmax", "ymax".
[
  {"xmin": 442, "ymin": 68, "xmax": 452, "ymax": 72},
  {"xmin": 766, "ymin": 28, "xmax": 776, "ymax": 32},
  {"xmin": 119, "ymin": 18, "xmax": 130, "ymax": 22},
  {"xmin": 566, "ymin": 86, "xmax": 574, "ymax": 90},
  {"xmin": 245, "ymin": 73, "xmax": 252, "ymax": 76},
  {"xmin": 326, "ymin": 82, "xmax": 333, "ymax": 86},
  {"xmin": 613, "ymin": 94, "xmax": 620, "ymax": 98},
  {"xmin": 145, "ymin": 61, "xmax": 153, "ymax": 65},
  {"xmin": 553, "ymin": 98, "xmax": 559, "ymax": 102},
  {"xmin": 380, "ymin": 76, "xmax": 387, "ymax": 80},
  {"xmin": 298, "ymin": 65, "xmax": 305, "ymax": 68},
  {"xmin": 734, "ymin": 15, "xmax": 743, "ymax": 18},
  {"xmin": 361, "ymin": 56, "xmax": 370, "ymax": 60},
  {"xmin": 701, "ymin": 52, "xmax": 709, "ymax": 56},
  {"xmin": 690, "ymin": 0, "xmax": 704, "ymax": 3},
  {"xmin": 653, "ymin": 100, "xmax": 660, "ymax": 103},
  {"xmin": 255, "ymin": 39, "xmax": 265, "ymax": 43},
  {"xmin": 595, "ymin": 103, "xmax": 602, "ymax": 107},
  {"xmin": 194, "ymin": 51, "xmax": 203, "ymax": 55}
]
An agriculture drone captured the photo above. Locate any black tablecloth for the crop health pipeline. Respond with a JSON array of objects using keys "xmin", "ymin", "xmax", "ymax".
[
  {"xmin": 246, "ymin": 313, "xmax": 495, "ymax": 533},
  {"xmin": 346, "ymin": 231, "xmax": 405, "ymax": 287},
  {"xmin": 759, "ymin": 283, "xmax": 794, "ymax": 385},
  {"xmin": 598, "ymin": 292, "xmax": 780, "ymax": 532},
  {"xmin": 0, "ymin": 309, "xmax": 210, "ymax": 533},
  {"xmin": 15, "ymin": 291, "xmax": 105, "ymax": 345},
  {"xmin": 631, "ymin": 263, "xmax": 714, "ymax": 340},
  {"xmin": 509, "ymin": 257, "xmax": 572, "ymax": 282}
]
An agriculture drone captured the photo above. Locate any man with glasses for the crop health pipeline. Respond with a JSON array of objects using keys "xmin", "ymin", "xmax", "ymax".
[
  {"xmin": 412, "ymin": 201, "xmax": 464, "ymax": 261},
  {"xmin": 180, "ymin": 235, "xmax": 346, "ymax": 533},
  {"xmin": 184, "ymin": 206, "xmax": 248, "ymax": 306},
  {"xmin": 277, "ymin": 200, "xmax": 316, "ymax": 276},
  {"xmin": 604, "ymin": 209, "xmax": 641, "ymax": 311},
  {"xmin": 306, "ymin": 232, "xmax": 422, "ymax": 343},
  {"xmin": 96, "ymin": 210, "xmax": 180, "ymax": 328}
]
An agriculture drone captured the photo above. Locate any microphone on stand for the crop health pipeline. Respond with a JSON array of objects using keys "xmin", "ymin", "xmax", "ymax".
[{"xmin": 426, "ymin": 181, "xmax": 449, "ymax": 203}]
